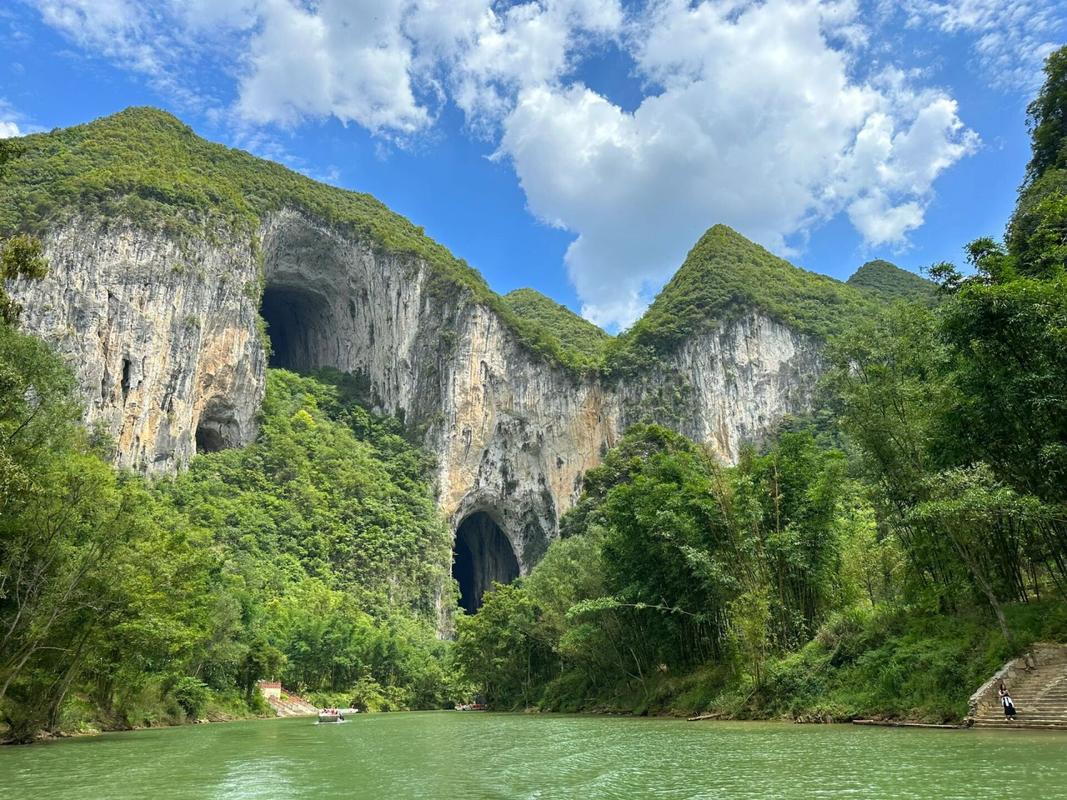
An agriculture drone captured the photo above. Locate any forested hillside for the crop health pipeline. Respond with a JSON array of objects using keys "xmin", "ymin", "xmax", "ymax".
[
  {"xmin": 846, "ymin": 260, "xmax": 937, "ymax": 304},
  {"xmin": 605, "ymin": 224, "xmax": 877, "ymax": 375},
  {"xmin": 502, "ymin": 288, "xmax": 610, "ymax": 369},
  {"xmin": 0, "ymin": 321, "xmax": 458, "ymax": 742},
  {"xmin": 454, "ymin": 46, "xmax": 1067, "ymax": 722}
]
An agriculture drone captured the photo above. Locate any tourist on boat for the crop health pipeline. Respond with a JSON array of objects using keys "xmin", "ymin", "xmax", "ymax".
[{"xmin": 998, "ymin": 683, "xmax": 1017, "ymax": 720}]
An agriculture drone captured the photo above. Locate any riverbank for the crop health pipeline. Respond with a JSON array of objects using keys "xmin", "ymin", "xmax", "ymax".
[
  {"xmin": 521, "ymin": 602, "xmax": 1067, "ymax": 726},
  {"xmin": 0, "ymin": 690, "xmax": 276, "ymax": 745}
]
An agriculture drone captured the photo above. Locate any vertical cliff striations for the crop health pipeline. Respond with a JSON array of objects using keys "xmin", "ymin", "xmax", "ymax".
[{"xmin": 4, "ymin": 108, "xmax": 876, "ymax": 575}]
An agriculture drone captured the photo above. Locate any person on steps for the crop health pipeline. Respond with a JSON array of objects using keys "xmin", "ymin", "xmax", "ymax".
[{"xmin": 998, "ymin": 683, "xmax": 1017, "ymax": 720}]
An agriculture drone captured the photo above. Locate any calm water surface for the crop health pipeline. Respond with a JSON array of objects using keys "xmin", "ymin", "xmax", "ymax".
[{"xmin": 2, "ymin": 713, "xmax": 1066, "ymax": 799}]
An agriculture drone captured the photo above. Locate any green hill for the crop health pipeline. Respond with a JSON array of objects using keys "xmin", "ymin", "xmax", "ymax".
[
  {"xmin": 606, "ymin": 225, "xmax": 878, "ymax": 374},
  {"xmin": 1, "ymin": 109, "xmax": 892, "ymax": 377},
  {"xmin": 502, "ymin": 288, "xmax": 610, "ymax": 369},
  {"xmin": 847, "ymin": 259, "xmax": 937, "ymax": 304},
  {"xmin": 0, "ymin": 107, "xmax": 592, "ymax": 372}
]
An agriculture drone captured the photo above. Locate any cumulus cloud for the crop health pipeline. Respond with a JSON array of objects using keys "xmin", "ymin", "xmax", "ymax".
[
  {"xmin": 236, "ymin": 0, "xmax": 428, "ymax": 134},
  {"xmin": 498, "ymin": 1, "xmax": 977, "ymax": 327},
  {"xmin": 231, "ymin": 0, "xmax": 624, "ymax": 135},
  {"xmin": 0, "ymin": 99, "xmax": 25, "ymax": 138},
  {"xmin": 27, "ymin": 0, "xmax": 1009, "ymax": 328}
]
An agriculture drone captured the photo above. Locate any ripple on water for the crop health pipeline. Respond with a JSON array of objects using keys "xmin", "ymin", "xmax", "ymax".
[{"xmin": 2, "ymin": 715, "xmax": 1067, "ymax": 800}]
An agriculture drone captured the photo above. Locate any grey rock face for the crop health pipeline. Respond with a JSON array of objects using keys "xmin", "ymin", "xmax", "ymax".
[
  {"xmin": 12, "ymin": 211, "xmax": 822, "ymax": 571},
  {"xmin": 619, "ymin": 312, "xmax": 822, "ymax": 462},
  {"xmin": 11, "ymin": 218, "xmax": 265, "ymax": 472}
]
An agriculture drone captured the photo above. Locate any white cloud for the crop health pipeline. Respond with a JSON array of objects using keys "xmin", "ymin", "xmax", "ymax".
[
  {"xmin": 236, "ymin": 0, "xmax": 429, "ymax": 134},
  {"xmin": 231, "ymin": 0, "xmax": 624, "ymax": 135},
  {"xmin": 32, "ymin": 1, "xmax": 162, "ymax": 75},
  {"xmin": 498, "ymin": 1, "xmax": 977, "ymax": 328},
  {"xmin": 28, "ymin": 0, "xmax": 1001, "ymax": 329},
  {"xmin": 896, "ymin": 0, "xmax": 1067, "ymax": 92},
  {"xmin": 426, "ymin": 0, "xmax": 623, "ymax": 131},
  {"xmin": 28, "ymin": 0, "xmax": 220, "ymax": 108},
  {"xmin": 0, "ymin": 99, "xmax": 25, "ymax": 138}
]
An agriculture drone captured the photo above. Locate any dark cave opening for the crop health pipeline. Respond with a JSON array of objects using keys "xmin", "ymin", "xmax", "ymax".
[
  {"xmin": 260, "ymin": 285, "xmax": 331, "ymax": 371},
  {"xmin": 452, "ymin": 512, "xmax": 520, "ymax": 614},
  {"xmin": 195, "ymin": 397, "xmax": 239, "ymax": 454}
]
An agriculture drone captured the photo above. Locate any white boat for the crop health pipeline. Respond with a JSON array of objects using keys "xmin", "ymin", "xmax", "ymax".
[{"xmin": 317, "ymin": 709, "xmax": 345, "ymax": 723}]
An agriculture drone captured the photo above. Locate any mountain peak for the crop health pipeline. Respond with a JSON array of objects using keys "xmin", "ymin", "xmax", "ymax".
[
  {"xmin": 502, "ymin": 288, "xmax": 609, "ymax": 368},
  {"xmin": 847, "ymin": 259, "xmax": 936, "ymax": 304},
  {"xmin": 609, "ymin": 223, "xmax": 876, "ymax": 369}
]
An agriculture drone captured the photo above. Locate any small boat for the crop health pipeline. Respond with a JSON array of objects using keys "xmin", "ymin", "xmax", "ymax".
[
  {"xmin": 317, "ymin": 708, "xmax": 346, "ymax": 723},
  {"xmin": 453, "ymin": 703, "xmax": 487, "ymax": 711}
]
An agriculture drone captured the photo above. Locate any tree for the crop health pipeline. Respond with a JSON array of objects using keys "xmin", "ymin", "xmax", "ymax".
[
  {"xmin": 0, "ymin": 234, "xmax": 48, "ymax": 325},
  {"xmin": 1025, "ymin": 46, "xmax": 1067, "ymax": 185}
]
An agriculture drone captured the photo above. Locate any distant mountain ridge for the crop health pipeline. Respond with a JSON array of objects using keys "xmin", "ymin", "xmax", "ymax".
[
  {"xmin": 2, "ymin": 107, "xmax": 905, "ymax": 377},
  {"xmin": 847, "ymin": 259, "xmax": 937, "ymax": 304},
  {"xmin": 5, "ymin": 106, "xmax": 919, "ymax": 560}
]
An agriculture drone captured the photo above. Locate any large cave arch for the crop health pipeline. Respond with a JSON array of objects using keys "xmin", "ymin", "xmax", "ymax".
[
  {"xmin": 452, "ymin": 512, "xmax": 521, "ymax": 614},
  {"xmin": 260, "ymin": 285, "xmax": 334, "ymax": 371}
]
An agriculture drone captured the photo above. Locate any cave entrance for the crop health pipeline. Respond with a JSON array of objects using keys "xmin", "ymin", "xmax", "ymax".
[
  {"xmin": 260, "ymin": 285, "xmax": 332, "ymax": 371},
  {"xmin": 195, "ymin": 397, "xmax": 239, "ymax": 454},
  {"xmin": 452, "ymin": 512, "xmax": 520, "ymax": 614}
]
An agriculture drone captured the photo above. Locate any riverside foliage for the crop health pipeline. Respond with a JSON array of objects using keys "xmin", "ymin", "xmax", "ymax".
[
  {"xmin": 452, "ymin": 47, "xmax": 1067, "ymax": 721},
  {"xmin": 0, "ymin": 339, "xmax": 458, "ymax": 742}
]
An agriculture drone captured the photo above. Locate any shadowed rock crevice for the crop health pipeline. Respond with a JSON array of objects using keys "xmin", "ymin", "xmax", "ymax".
[
  {"xmin": 260, "ymin": 285, "xmax": 334, "ymax": 372},
  {"xmin": 452, "ymin": 511, "xmax": 520, "ymax": 614},
  {"xmin": 195, "ymin": 396, "xmax": 240, "ymax": 454}
]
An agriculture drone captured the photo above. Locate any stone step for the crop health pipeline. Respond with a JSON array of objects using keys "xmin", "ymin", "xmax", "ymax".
[
  {"xmin": 973, "ymin": 724, "xmax": 1067, "ymax": 731},
  {"xmin": 979, "ymin": 712, "xmax": 1067, "ymax": 718},
  {"xmin": 969, "ymin": 643, "xmax": 1067, "ymax": 729},
  {"xmin": 985, "ymin": 705, "xmax": 1067, "ymax": 711}
]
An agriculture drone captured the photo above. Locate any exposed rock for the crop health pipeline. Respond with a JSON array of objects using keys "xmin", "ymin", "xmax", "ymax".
[
  {"xmin": 620, "ymin": 312, "xmax": 822, "ymax": 462},
  {"xmin": 11, "ymin": 217, "xmax": 265, "ymax": 472},
  {"xmin": 11, "ymin": 210, "xmax": 822, "ymax": 572}
]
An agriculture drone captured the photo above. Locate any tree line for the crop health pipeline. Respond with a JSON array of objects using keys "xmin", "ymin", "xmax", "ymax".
[
  {"xmin": 453, "ymin": 47, "xmax": 1067, "ymax": 721},
  {"xmin": 0, "ymin": 312, "xmax": 460, "ymax": 742}
]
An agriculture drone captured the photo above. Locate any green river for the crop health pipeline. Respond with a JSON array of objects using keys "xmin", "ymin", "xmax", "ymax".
[{"xmin": 2, "ymin": 713, "xmax": 1066, "ymax": 799}]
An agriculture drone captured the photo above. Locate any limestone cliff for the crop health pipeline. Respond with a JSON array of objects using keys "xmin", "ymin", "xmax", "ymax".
[
  {"xmin": 11, "ymin": 209, "xmax": 822, "ymax": 573},
  {"xmin": 12, "ymin": 217, "xmax": 265, "ymax": 472},
  {"xmin": 5, "ymin": 108, "xmax": 854, "ymax": 575},
  {"xmin": 619, "ymin": 312, "xmax": 822, "ymax": 463}
]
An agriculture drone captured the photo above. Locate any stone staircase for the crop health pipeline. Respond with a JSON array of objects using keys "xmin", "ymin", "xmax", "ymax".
[
  {"xmin": 265, "ymin": 691, "xmax": 319, "ymax": 718},
  {"xmin": 970, "ymin": 643, "xmax": 1067, "ymax": 730}
]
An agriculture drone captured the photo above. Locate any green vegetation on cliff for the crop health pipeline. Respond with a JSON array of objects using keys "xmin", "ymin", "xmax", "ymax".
[
  {"xmin": 846, "ymin": 259, "xmax": 937, "ymax": 304},
  {"xmin": 0, "ymin": 108, "xmax": 916, "ymax": 380},
  {"xmin": 502, "ymin": 288, "xmax": 611, "ymax": 368},
  {"xmin": 454, "ymin": 47, "xmax": 1067, "ymax": 721},
  {"xmin": 604, "ymin": 225, "xmax": 877, "ymax": 375},
  {"xmin": 0, "ymin": 325, "xmax": 458, "ymax": 742},
  {"xmin": 0, "ymin": 107, "xmax": 599, "ymax": 375}
]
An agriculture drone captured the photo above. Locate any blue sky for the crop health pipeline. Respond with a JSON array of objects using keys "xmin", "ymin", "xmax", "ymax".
[{"xmin": 1, "ymin": 1, "xmax": 1063, "ymax": 330}]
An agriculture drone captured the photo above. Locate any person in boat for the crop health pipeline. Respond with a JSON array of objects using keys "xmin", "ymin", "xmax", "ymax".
[{"xmin": 998, "ymin": 683, "xmax": 1017, "ymax": 720}]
